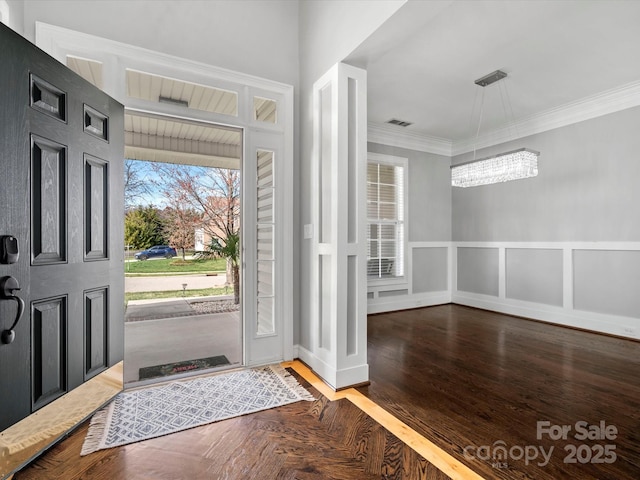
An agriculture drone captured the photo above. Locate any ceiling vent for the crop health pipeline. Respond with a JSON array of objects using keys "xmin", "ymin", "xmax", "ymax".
[
  {"xmin": 158, "ymin": 96, "xmax": 189, "ymax": 108},
  {"xmin": 387, "ymin": 118, "xmax": 412, "ymax": 127}
]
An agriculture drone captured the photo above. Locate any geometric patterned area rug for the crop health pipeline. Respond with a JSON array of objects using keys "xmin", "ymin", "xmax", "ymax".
[
  {"xmin": 81, "ymin": 364, "xmax": 314, "ymax": 456},
  {"xmin": 138, "ymin": 354, "xmax": 231, "ymax": 380}
]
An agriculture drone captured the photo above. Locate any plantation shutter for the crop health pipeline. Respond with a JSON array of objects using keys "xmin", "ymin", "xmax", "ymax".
[{"xmin": 256, "ymin": 150, "xmax": 275, "ymax": 334}]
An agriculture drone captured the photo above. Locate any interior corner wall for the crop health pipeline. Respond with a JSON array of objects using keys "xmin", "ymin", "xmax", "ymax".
[
  {"xmin": 366, "ymin": 142, "xmax": 452, "ymax": 313},
  {"xmin": 451, "ymin": 106, "xmax": 640, "ymax": 339},
  {"xmin": 368, "ymin": 143, "xmax": 451, "ymax": 242},
  {"xmin": 297, "ymin": 0, "xmax": 406, "ymax": 356}
]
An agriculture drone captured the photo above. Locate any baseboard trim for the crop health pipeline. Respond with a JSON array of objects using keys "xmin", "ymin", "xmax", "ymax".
[
  {"xmin": 452, "ymin": 292, "xmax": 640, "ymax": 340},
  {"xmin": 367, "ymin": 291, "xmax": 451, "ymax": 314},
  {"xmin": 296, "ymin": 346, "xmax": 369, "ymax": 390}
]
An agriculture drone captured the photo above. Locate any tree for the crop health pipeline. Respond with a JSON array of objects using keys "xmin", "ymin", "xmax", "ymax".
[
  {"xmin": 124, "ymin": 206, "xmax": 167, "ymax": 249},
  {"xmin": 163, "ymin": 206, "xmax": 201, "ymax": 260},
  {"xmin": 124, "ymin": 159, "xmax": 152, "ymax": 209},
  {"xmin": 207, "ymin": 232, "xmax": 240, "ymax": 304},
  {"xmin": 151, "ymin": 164, "xmax": 241, "ymax": 302}
]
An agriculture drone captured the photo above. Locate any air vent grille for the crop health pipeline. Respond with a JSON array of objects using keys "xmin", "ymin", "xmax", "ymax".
[
  {"xmin": 158, "ymin": 96, "xmax": 189, "ymax": 107},
  {"xmin": 387, "ymin": 118, "xmax": 412, "ymax": 127}
]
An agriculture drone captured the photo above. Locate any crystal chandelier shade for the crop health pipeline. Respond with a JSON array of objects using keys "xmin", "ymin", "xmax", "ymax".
[
  {"xmin": 451, "ymin": 148, "xmax": 539, "ymax": 188},
  {"xmin": 451, "ymin": 70, "xmax": 540, "ymax": 188}
]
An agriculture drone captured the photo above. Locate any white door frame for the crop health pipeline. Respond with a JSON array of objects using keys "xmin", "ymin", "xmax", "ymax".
[{"xmin": 36, "ymin": 22, "xmax": 295, "ymax": 366}]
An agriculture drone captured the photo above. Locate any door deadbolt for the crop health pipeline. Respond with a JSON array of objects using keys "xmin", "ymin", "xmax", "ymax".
[{"xmin": 0, "ymin": 236, "xmax": 19, "ymax": 264}]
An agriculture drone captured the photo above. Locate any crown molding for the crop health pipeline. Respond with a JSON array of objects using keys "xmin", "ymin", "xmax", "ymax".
[
  {"xmin": 368, "ymin": 122, "xmax": 452, "ymax": 156},
  {"xmin": 369, "ymin": 80, "xmax": 640, "ymax": 158},
  {"xmin": 452, "ymin": 80, "xmax": 640, "ymax": 156}
]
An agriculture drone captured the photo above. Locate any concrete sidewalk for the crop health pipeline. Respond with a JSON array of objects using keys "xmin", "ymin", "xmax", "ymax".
[
  {"xmin": 125, "ymin": 273, "xmax": 229, "ymax": 293},
  {"xmin": 124, "ymin": 295, "xmax": 235, "ymax": 321}
]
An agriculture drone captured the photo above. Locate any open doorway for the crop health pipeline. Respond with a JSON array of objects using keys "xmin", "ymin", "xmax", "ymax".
[{"xmin": 122, "ymin": 112, "xmax": 242, "ymax": 385}]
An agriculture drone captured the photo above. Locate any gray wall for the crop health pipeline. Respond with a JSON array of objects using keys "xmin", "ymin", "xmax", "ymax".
[
  {"xmin": 453, "ymin": 107, "xmax": 640, "ymax": 327},
  {"xmin": 452, "ymin": 107, "xmax": 640, "ymax": 242},
  {"xmin": 368, "ymin": 142, "xmax": 451, "ymax": 242},
  {"xmin": 22, "ymin": 0, "xmax": 300, "ymax": 86}
]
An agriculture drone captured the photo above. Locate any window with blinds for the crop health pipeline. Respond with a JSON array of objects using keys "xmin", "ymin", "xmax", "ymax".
[
  {"xmin": 256, "ymin": 149, "xmax": 275, "ymax": 335},
  {"xmin": 367, "ymin": 158, "xmax": 406, "ymax": 279}
]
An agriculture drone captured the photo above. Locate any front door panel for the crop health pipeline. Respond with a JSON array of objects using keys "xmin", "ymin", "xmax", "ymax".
[{"xmin": 0, "ymin": 22, "xmax": 124, "ymax": 431}]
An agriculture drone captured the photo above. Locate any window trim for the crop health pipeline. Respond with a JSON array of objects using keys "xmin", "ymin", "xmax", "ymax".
[{"xmin": 367, "ymin": 152, "xmax": 408, "ymax": 288}]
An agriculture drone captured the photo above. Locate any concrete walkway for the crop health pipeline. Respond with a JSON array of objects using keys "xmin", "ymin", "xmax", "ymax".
[
  {"xmin": 123, "ymin": 270, "xmax": 238, "ymax": 385},
  {"xmin": 124, "ymin": 295, "xmax": 240, "ymax": 384},
  {"xmin": 124, "ymin": 310, "xmax": 241, "ymax": 384}
]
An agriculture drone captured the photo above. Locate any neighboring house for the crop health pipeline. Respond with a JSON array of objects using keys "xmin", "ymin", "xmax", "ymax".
[
  {"xmin": 194, "ymin": 228, "xmax": 207, "ymax": 253},
  {"xmin": 194, "ymin": 193, "xmax": 240, "ymax": 252}
]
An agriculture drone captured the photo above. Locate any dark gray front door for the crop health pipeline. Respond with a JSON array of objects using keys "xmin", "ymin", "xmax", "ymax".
[{"xmin": 0, "ymin": 23, "xmax": 124, "ymax": 431}]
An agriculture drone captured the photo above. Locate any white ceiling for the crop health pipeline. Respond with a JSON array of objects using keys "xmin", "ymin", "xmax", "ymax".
[
  {"xmin": 124, "ymin": 112, "xmax": 241, "ymax": 169},
  {"xmin": 347, "ymin": 1, "xmax": 640, "ymax": 147}
]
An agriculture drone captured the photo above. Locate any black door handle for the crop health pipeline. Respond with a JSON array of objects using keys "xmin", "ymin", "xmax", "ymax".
[{"xmin": 1, "ymin": 276, "xmax": 25, "ymax": 345}]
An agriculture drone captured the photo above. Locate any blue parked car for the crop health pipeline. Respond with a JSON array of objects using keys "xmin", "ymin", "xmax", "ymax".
[{"xmin": 134, "ymin": 245, "xmax": 177, "ymax": 260}]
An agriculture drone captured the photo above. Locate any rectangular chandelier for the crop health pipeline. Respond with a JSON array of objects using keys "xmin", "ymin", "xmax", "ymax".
[{"xmin": 451, "ymin": 148, "xmax": 539, "ymax": 188}]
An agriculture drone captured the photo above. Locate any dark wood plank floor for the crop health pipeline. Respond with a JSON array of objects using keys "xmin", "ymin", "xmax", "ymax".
[
  {"xmin": 14, "ymin": 372, "xmax": 448, "ymax": 480},
  {"xmin": 358, "ymin": 304, "xmax": 640, "ymax": 480}
]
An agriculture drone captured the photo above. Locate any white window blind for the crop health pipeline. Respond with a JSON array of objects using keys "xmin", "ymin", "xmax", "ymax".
[{"xmin": 367, "ymin": 159, "xmax": 405, "ymax": 279}]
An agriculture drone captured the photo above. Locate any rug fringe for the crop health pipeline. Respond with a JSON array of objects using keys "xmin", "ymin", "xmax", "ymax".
[
  {"xmin": 80, "ymin": 403, "xmax": 112, "ymax": 456},
  {"xmin": 269, "ymin": 364, "xmax": 316, "ymax": 401}
]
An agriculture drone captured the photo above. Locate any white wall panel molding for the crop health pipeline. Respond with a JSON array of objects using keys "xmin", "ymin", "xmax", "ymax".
[
  {"xmin": 453, "ymin": 241, "xmax": 640, "ymax": 340},
  {"xmin": 370, "ymin": 240, "xmax": 640, "ymax": 340},
  {"xmin": 368, "ymin": 291, "xmax": 451, "ymax": 315},
  {"xmin": 368, "ymin": 242, "xmax": 451, "ymax": 313},
  {"xmin": 309, "ymin": 63, "xmax": 368, "ymax": 390}
]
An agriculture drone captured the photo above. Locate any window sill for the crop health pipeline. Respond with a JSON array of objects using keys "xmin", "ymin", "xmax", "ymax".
[{"xmin": 367, "ymin": 276, "xmax": 408, "ymax": 289}]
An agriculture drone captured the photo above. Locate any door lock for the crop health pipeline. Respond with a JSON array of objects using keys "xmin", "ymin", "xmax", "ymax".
[
  {"xmin": 0, "ymin": 236, "xmax": 19, "ymax": 264},
  {"xmin": 1, "ymin": 276, "xmax": 25, "ymax": 345}
]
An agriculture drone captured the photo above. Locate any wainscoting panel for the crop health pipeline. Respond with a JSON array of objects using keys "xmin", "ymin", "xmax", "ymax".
[
  {"xmin": 412, "ymin": 247, "xmax": 448, "ymax": 293},
  {"xmin": 368, "ymin": 242, "xmax": 451, "ymax": 314},
  {"xmin": 573, "ymin": 249, "xmax": 640, "ymax": 319},
  {"xmin": 452, "ymin": 242, "xmax": 640, "ymax": 340},
  {"xmin": 368, "ymin": 241, "xmax": 640, "ymax": 340},
  {"xmin": 456, "ymin": 247, "xmax": 499, "ymax": 296},
  {"xmin": 505, "ymin": 248, "xmax": 563, "ymax": 306}
]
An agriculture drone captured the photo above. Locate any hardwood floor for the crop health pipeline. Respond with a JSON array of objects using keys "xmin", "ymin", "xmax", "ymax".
[
  {"xmin": 359, "ymin": 304, "xmax": 640, "ymax": 480},
  {"xmin": 13, "ymin": 370, "xmax": 448, "ymax": 480},
  {"xmin": 13, "ymin": 304, "xmax": 640, "ymax": 479}
]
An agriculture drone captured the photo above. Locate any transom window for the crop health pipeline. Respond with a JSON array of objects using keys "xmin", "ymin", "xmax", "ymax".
[{"xmin": 367, "ymin": 154, "xmax": 407, "ymax": 280}]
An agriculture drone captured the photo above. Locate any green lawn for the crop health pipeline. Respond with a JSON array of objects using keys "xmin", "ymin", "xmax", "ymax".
[
  {"xmin": 125, "ymin": 286, "xmax": 233, "ymax": 303},
  {"xmin": 125, "ymin": 257, "xmax": 227, "ymax": 275}
]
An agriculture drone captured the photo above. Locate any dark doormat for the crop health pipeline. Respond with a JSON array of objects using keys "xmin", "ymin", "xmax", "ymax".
[{"xmin": 139, "ymin": 355, "xmax": 230, "ymax": 380}]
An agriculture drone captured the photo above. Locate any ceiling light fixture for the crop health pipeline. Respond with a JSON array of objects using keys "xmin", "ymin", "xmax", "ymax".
[{"xmin": 451, "ymin": 70, "xmax": 539, "ymax": 188}]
